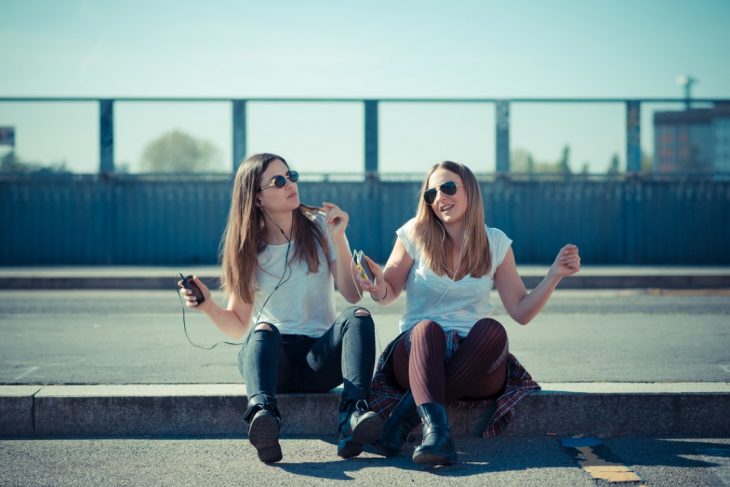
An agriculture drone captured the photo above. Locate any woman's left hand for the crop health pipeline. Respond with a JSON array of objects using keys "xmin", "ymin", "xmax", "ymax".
[
  {"xmin": 322, "ymin": 201, "xmax": 349, "ymax": 239},
  {"xmin": 549, "ymin": 244, "xmax": 581, "ymax": 278}
]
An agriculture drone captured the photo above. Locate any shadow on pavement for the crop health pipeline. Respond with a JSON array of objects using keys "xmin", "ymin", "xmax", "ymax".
[{"xmin": 271, "ymin": 436, "xmax": 730, "ymax": 480}]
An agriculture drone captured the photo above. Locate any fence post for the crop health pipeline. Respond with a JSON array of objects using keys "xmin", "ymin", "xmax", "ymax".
[
  {"xmin": 99, "ymin": 99, "xmax": 114, "ymax": 173},
  {"xmin": 364, "ymin": 100, "xmax": 379, "ymax": 176},
  {"xmin": 496, "ymin": 100, "xmax": 510, "ymax": 174},
  {"xmin": 232, "ymin": 100, "xmax": 247, "ymax": 172},
  {"xmin": 626, "ymin": 101, "xmax": 641, "ymax": 173}
]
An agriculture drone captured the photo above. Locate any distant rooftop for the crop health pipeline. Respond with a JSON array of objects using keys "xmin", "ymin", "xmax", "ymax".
[{"xmin": 655, "ymin": 102, "xmax": 730, "ymax": 125}]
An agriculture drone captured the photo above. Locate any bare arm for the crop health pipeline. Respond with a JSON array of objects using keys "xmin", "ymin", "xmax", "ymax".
[
  {"xmin": 178, "ymin": 275, "xmax": 252, "ymax": 339},
  {"xmin": 358, "ymin": 237, "xmax": 414, "ymax": 306},
  {"xmin": 321, "ymin": 201, "xmax": 362, "ymax": 303},
  {"xmin": 206, "ymin": 294, "xmax": 253, "ymax": 339},
  {"xmin": 330, "ymin": 234, "xmax": 361, "ymax": 303},
  {"xmin": 495, "ymin": 244, "xmax": 581, "ymax": 325}
]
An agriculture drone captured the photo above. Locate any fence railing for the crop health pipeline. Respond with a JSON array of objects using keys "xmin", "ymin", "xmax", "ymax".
[{"xmin": 2, "ymin": 96, "xmax": 729, "ymax": 176}]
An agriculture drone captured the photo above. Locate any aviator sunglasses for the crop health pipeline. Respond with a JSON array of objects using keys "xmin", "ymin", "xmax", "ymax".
[
  {"xmin": 423, "ymin": 181, "xmax": 459, "ymax": 204},
  {"xmin": 259, "ymin": 170, "xmax": 299, "ymax": 191}
]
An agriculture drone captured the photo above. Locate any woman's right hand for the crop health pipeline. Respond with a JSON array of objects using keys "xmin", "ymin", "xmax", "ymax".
[
  {"xmin": 177, "ymin": 275, "xmax": 212, "ymax": 311},
  {"xmin": 357, "ymin": 255, "xmax": 387, "ymax": 300}
]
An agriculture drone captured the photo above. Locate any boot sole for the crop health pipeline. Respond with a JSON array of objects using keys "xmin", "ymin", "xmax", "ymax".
[
  {"xmin": 352, "ymin": 412, "xmax": 383, "ymax": 445},
  {"xmin": 413, "ymin": 450, "xmax": 458, "ymax": 466},
  {"xmin": 248, "ymin": 412, "xmax": 282, "ymax": 464},
  {"xmin": 338, "ymin": 412, "xmax": 383, "ymax": 458}
]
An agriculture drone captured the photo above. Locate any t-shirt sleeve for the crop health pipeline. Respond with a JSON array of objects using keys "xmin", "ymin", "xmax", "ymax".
[
  {"xmin": 488, "ymin": 227, "xmax": 513, "ymax": 274},
  {"xmin": 395, "ymin": 218, "xmax": 418, "ymax": 259}
]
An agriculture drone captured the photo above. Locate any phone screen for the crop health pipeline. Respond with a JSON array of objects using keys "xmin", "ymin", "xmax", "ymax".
[{"xmin": 356, "ymin": 251, "xmax": 375, "ymax": 284}]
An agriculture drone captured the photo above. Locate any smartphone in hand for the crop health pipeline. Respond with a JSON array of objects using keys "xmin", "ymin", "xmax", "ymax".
[
  {"xmin": 178, "ymin": 273, "xmax": 205, "ymax": 304},
  {"xmin": 354, "ymin": 250, "xmax": 376, "ymax": 285}
]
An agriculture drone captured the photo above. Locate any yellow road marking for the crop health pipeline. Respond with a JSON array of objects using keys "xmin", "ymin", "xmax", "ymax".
[{"xmin": 576, "ymin": 446, "xmax": 641, "ymax": 482}]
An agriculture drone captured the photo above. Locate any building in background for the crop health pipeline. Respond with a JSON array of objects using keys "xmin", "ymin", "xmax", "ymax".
[{"xmin": 654, "ymin": 103, "xmax": 730, "ymax": 175}]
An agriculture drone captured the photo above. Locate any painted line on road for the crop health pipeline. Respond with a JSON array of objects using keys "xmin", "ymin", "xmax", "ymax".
[
  {"xmin": 13, "ymin": 367, "xmax": 39, "ymax": 381},
  {"xmin": 561, "ymin": 437, "xmax": 642, "ymax": 483}
]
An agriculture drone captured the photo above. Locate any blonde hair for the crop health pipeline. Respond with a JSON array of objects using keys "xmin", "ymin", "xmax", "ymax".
[
  {"xmin": 220, "ymin": 153, "xmax": 328, "ymax": 304},
  {"xmin": 413, "ymin": 161, "xmax": 491, "ymax": 278}
]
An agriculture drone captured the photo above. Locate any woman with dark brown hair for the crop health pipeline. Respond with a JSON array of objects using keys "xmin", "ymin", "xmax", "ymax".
[
  {"xmin": 358, "ymin": 161, "xmax": 581, "ymax": 466},
  {"xmin": 179, "ymin": 153, "xmax": 381, "ymax": 464}
]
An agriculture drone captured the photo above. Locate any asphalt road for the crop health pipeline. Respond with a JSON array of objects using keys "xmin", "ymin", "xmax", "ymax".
[
  {"xmin": 1, "ymin": 436, "xmax": 729, "ymax": 486},
  {"xmin": 0, "ymin": 289, "xmax": 729, "ymax": 384}
]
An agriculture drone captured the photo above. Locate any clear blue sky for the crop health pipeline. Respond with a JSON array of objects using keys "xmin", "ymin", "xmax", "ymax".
[{"xmin": 1, "ymin": 0, "xmax": 729, "ymax": 173}]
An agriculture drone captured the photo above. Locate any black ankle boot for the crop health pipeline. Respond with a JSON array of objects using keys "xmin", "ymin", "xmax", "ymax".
[
  {"xmin": 412, "ymin": 402, "xmax": 457, "ymax": 465},
  {"xmin": 373, "ymin": 391, "xmax": 420, "ymax": 457},
  {"xmin": 243, "ymin": 394, "xmax": 282, "ymax": 464},
  {"xmin": 337, "ymin": 399, "xmax": 383, "ymax": 458}
]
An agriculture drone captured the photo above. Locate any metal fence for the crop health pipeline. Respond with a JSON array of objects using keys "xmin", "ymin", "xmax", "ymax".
[
  {"xmin": 1, "ymin": 97, "xmax": 729, "ymax": 265},
  {"xmin": 2, "ymin": 173, "xmax": 728, "ymax": 265}
]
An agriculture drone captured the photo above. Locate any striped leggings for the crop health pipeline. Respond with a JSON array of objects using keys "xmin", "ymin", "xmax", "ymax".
[{"xmin": 393, "ymin": 318, "xmax": 509, "ymax": 406}]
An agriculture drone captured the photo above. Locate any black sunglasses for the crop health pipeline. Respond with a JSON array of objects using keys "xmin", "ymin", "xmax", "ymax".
[
  {"xmin": 423, "ymin": 181, "xmax": 458, "ymax": 204},
  {"xmin": 259, "ymin": 170, "xmax": 299, "ymax": 191}
]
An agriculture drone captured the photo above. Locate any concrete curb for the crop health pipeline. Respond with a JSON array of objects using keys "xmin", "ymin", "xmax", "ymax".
[
  {"xmin": 2, "ymin": 266, "xmax": 729, "ymax": 289},
  {"xmin": 2, "ymin": 274, "xmax": 730, "ymax": 290},
  {"xmin": 2, "ymin": 383, "xmax": 728, "ymax": 438}
]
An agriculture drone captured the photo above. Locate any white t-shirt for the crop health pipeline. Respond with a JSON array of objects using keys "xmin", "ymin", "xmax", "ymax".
[
  {"xmin": 252, "ymin": 213, "xmax": 338, "ymax": 338},
  {"xmin": 396, "ymin": 218, "xmax": 513, "ymax": 337}
]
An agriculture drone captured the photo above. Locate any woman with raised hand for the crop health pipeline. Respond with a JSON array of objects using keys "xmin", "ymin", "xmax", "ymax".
[
  {"xmin": 358, "ymin": 161, "xmax": 580, "ymax": 466},
  {"xmin": 178, "ymin": 153, "xmax": 382, "ymax": 464}
]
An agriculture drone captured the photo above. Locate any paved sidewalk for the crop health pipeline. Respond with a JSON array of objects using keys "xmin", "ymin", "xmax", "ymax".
[
  {"xmin": 2, "ymin": 436, "xmax": 730, "ymax": 486},
  {"xmin": 1, "ymin": 268, "xmax": 728, "ymax": 457}
]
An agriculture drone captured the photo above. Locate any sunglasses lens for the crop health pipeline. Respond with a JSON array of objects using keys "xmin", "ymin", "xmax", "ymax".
[
  {"xmin": 423, "ymin": 189, "xmax": 437, "ymax": 204},
  {"xmin": 273, "ymin": 175, "xmax": 287, "ymax": 188},
  {"xmin": 287, "ymin": 170, "xmax": 299, "ymax": 183},
  {"xmin": 441, "ymin": 181, "xmax": 457, "ymax": 195}
]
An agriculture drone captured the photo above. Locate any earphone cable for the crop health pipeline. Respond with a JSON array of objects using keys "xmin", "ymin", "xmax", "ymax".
[{"xmin": 177, "ymin": 287, "xmax": 243, "ymax": 350}]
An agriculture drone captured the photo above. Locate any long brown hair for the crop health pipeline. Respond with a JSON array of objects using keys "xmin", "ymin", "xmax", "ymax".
[
  {"xmin": 413, "ymin": 161, "xmax": 491, "ymax": 278},
  {"xmin": 220, "ymin": 153, "xmax": 329, "ymax": 304}
]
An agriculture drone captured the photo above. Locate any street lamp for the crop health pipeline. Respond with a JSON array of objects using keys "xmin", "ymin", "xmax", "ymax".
[{"xmin": 676, "ymin": 75, "xmax": 697, "ymax": 110}]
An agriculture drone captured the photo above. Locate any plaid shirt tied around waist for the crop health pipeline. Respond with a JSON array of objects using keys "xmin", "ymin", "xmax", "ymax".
[{"xmin": 369, "ymin": 329, "xmax": 540, "ymax": 438}]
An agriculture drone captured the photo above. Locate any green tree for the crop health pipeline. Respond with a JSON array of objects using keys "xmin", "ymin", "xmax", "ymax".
[
  {"xmin": 607, "ymin": 153, "xmax": 620, "ymax": 175},
  {"xmin": 0, "ymin": 150, "xmax": 18, "ymax": 171},
  {"xmin": 641, "ymin": 150, "xmax": 653, "ymax": 173},
  {"xmin": 558, "ymin": 145, "xmax": 572, "ymax": 175},
  {"xmin": 140, "ymin": 130, "xmax": 222, "ymax": 173},
  {"xmin": 510, "ymin": 148, "xmax": 531, "ymax": 172},
  {"xmin": 0, "ymin": 151, "xmax": 68, "ymax": 173}
]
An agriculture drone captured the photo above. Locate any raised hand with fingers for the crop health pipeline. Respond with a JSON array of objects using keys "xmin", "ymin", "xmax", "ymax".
[
  {"xmin": 549, "ymin": 244, "xmax": 581, "ymax": 278},
  {"xmin": 322, "ymin": 201, "xmax": 349, "ymax": 240}
]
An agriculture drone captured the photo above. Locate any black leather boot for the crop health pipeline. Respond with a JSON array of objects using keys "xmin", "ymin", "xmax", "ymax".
[
  {"xmin": 372, "ymin": 391, "xmax": 420, "ymax": 457},
  {"xmin": 337, "ymin": 399, "xmax": 383, "ymax": 458},
  {"xmin": 243, "ymin": 394, "xmax": 282, "ymax": 464},
  {"xmin": 412, "ymin": 402, "xmax": 457, "ymax": 465}
]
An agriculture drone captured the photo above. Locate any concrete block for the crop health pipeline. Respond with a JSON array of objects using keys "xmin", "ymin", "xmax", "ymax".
[
  {"xmin": 277, "ymin": 392, "xmax": 340, "ymax": 435},
  {"xmin": 21, "ymin": 382, "xmax": 730, "ymax": 438},
  {"xmin": 35, "ymin": 385, "xmax": 247, "ymax": 437},
  {"xmin": 0, "ymin": 386, "xmax": 40, "ymax": 436},
  {"xmin": 676, "ymin": 394, "xmax": 730, "ymax": 436},
  {"xmin": 503, "ymin": 387, "xmax": 730, "ymax": 437}
]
